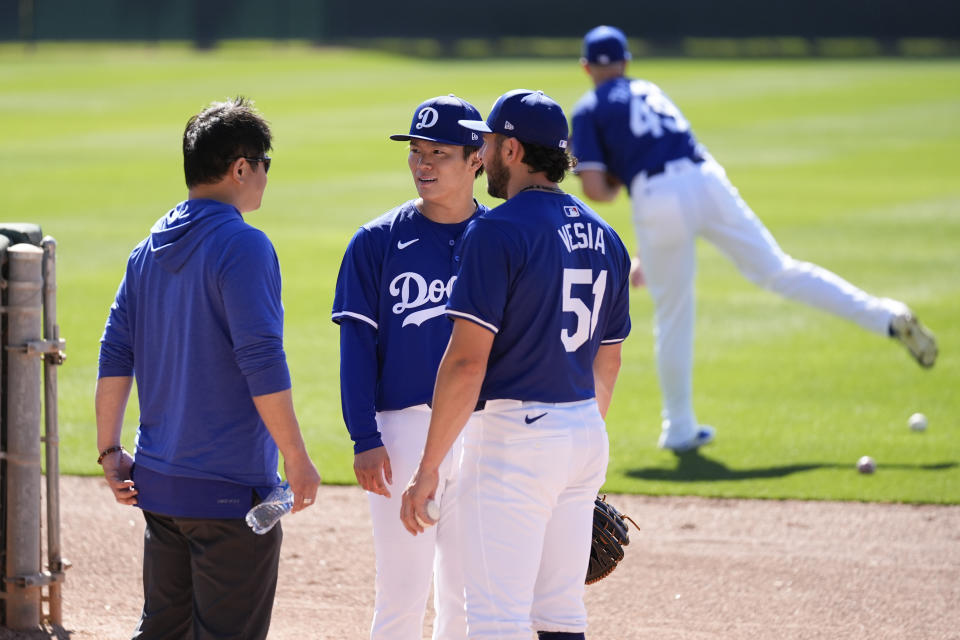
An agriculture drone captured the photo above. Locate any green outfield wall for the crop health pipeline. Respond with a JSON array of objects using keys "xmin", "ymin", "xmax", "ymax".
[{"xmin": 1, "ymin": 0, "xmax": 958, "ymax": 54}]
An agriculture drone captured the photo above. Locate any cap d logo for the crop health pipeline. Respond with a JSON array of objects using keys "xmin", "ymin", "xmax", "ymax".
[
  {"xmin": 504, "ymin": 120, "xmax": 515, "ymax": 131},
  {"xmin": 415, "ymin": 107, "xmax": 439, "ymax": 130},
  {"xmin": 471, "ymin": 132, "xmax": 479, "ymax": 141}
]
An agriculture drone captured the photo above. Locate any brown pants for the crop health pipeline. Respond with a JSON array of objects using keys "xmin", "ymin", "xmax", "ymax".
[{"xmin": 132, "ymin": 511, "xmax": 282, "ymax": 640}]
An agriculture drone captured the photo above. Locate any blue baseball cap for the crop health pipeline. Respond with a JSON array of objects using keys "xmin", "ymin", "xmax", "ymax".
[
  {"xmin": 458, "ymin": 89, "xmax": 568, "ymax": 150},
  {"xmin": 390, "ymin": 94, "xmax": 484, "ymax": 147},
  {"xmin": 582, "ymin": 25, "xmax": 631, "ymax": 65}
]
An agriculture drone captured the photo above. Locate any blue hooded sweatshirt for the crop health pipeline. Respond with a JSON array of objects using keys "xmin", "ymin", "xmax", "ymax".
[{"xmin": 99, "ymin": 199, "xmax": 290, "ymax": 510}]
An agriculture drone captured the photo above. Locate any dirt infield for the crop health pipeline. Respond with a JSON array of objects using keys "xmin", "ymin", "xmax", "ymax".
[{"xmin": 2, "ymin": 476, "xmax": 958, "ymax": 639}]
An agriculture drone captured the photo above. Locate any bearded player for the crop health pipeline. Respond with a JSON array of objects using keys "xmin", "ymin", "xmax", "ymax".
[
  {"xmin": 332, "ymin": 95, "xmax": 488, "ymax": 640},
  {"xmin": 401, "ymin": 89, "xmax": 632, "ymax": 639}
]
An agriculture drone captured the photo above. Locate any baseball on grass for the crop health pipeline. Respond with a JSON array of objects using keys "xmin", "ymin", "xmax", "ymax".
[
  {"xmin": 857, "ymin": 455, "xmax": 876, "ymax": 474},
  {"xmin": 415, "ymin": 499, "xmax": 440, "ymax": 528},
  {"xmin": 908, "ymin": 412, "xmax": 928, "ymax": 432}
]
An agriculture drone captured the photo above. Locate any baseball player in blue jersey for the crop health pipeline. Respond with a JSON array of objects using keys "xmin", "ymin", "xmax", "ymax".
[
  {"xmin": 571, "ymin": 26, "xmax": 939, "ymax": 453},
  {"xmin": 332, "ymin": 95, "xmax": 488, "ymax": 640},
  {"xmin": 400, "ymin": 90, "xmax": 632, "ymax": 640}
]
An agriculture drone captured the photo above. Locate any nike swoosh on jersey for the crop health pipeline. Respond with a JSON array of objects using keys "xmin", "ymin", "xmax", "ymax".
[
  {"xmin": 397, "ymin": 238, "xmax": 420, "ymax": 250},
  {"xmin": 524, "ymin": 412, "xmax": 548, "ymax": 424}
]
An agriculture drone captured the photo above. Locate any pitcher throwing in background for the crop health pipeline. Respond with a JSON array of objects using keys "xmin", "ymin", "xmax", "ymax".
[{"xmin": 570, "ymin": 26, "xmax": 939, "ymax": 454}]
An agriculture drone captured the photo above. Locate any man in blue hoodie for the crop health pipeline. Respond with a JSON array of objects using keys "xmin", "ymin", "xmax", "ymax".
[{"xmin": 96, "ymin": 96, "xmax": 322, "ymax": 640}]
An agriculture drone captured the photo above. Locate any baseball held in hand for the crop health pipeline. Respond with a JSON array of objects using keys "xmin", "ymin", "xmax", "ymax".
[
  {"xmin": 415, "ymin": 499, "xmax": 440, "ymax": 528},
  {"xmin": 908, "ymin": 412, "xmax": 928, "ymax": 432},
  {"xmin": 857, "ymin": 456, "xmax": 876, "ymax": 474}
]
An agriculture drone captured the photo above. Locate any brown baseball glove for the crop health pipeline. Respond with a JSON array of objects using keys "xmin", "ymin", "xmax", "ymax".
[{"xmin": 586, "ymin": 495, "xmax": 636, "ymax": 585}]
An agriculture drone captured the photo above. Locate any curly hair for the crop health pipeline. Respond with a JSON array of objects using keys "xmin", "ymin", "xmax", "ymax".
[
  {"xmin": 519, "ymin": 140, "xmax": 574, "ymax": 183},
  {"xmin": 183, "ymin": 96, "xmax": 272, "ymax": 188}
]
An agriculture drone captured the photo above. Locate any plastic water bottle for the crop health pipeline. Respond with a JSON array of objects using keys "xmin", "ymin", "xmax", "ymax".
[{"xmin": 245, "ymin": 481, "xmax": 293, "ymax": 535}]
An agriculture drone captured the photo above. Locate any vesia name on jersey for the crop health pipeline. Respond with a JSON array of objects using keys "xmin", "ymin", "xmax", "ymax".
[
  {"xmin": 557, "ymin": 220, "xmax": 606, "ymax": 255},
  {"xmin": 389, "ymin": 271, "xmax": 457, "ymax": 327}
]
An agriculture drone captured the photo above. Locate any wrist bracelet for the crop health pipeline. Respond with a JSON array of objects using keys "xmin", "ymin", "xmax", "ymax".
[{"xmin": 97, "ymin": 445, "xmax": 124, "ymax": 465}]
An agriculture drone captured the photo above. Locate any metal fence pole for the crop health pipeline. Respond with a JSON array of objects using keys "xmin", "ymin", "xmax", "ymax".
[
  {"xmin": 3, "ymin": 243, "xmax": 43, "ymax": 630},
  {"xmin": 41, "ymin": 237, "xmax": 65, "ymax": 625},
  {"xmin": 0, "ymin": 234, "xmax": 8, "ymax": 626}
]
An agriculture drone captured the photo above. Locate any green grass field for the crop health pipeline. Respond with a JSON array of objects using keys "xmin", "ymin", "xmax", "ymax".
[{"xmin": 2, "ymin": 42, "xmax": 957, "ymax": 503}]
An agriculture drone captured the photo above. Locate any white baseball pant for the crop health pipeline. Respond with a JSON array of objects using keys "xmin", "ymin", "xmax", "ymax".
[
  {"xmin": 630, "ymin": 157, "xmax": 908, "ymax": 447},
  {"xmin": 458, "ymin": 399, "xmax": 608, "ymax": 639},
  {"xmin": 368, "ymin": 405, "xmax": 472, "ymax": 640}
]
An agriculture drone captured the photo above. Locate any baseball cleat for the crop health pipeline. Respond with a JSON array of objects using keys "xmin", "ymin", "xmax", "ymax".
[
  {"xmin": 658, "ymin": 425, "xmax": 715, "ymax": 454},
  {"xmin": 890, "ymin": 312, "xmax": 938, "ymax": 368}
]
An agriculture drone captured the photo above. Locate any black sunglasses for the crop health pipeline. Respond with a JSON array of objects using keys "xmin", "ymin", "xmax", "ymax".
[
  {"xmin": 232, "ymin": 155, "xmax": 271, "ymax": 174},
  {"xmin": 245, "ymin": 156, "xmax": 271, "ymax": 173}
]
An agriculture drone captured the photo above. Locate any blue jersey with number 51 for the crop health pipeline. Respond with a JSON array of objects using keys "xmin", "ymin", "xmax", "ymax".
[
  {"xmin": 448, "ymin": 189, "xmax": 631, "ymax": 402},
  {"xmin": 571, "ymin": 76, "xmax": 702, "ymax": 191}
]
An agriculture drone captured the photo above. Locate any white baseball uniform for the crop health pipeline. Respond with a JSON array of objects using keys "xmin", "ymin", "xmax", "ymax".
[
  {"xmin": 368, "ymin": 405, "xmax": 471, "ymax": 639},
  {"xmin": 333, "ymin": 197, "xmax": 488, "ymax": 639},
  {"xmin": 572, "ymin": 76, "xmax": 909, "ymax": 449},
  {"xmin": 447, "ymin": 187, "xmax": 632, "ymax": 638}
]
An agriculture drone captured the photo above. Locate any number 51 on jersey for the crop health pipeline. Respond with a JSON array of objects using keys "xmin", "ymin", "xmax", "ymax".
[{"xmin": 561, "ymin": 268, "xmax": 607, "ymax": 352}]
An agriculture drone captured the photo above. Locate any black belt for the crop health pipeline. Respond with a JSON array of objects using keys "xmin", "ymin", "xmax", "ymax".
[
  {"xmin": 427, "ymin": 400, "xmax": 486, "ymax": 411},
  {"xmin": 645, "ymin": 151, "xmax": 705, "ymax": 179}
]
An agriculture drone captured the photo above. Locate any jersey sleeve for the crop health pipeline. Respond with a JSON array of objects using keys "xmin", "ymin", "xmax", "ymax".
[
  {"xmin": 446, "ymin": 218, "xmax": 512, "ymax": 334},
  {"xmin": 571, "ymin": 93, "xmax": 608, "ymax": 174},
  {"xmin": 601, "ymin": 236, "xmax": 632, "ymax": 344},
  {"xmin": 338, "ymin": 320, "xmax": 383, "ymax": 454},
  {"xmin": 332, "ymin": 226, "xmax": 381, "ymax": 330}
]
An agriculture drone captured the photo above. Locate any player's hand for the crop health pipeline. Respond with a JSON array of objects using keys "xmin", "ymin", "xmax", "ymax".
[
  {"xmin": 283, "ymin": 452, "xmax": 321, "ymax": 513},
  {"xmin": 102, "ymin": 448, "xmax": 138, "ymax": 506},
  {"xmin": 400, "ymin": 464, "xmax": 439, "ymax": 536},
  {"xmin": 630, "ymin": 256, "xmax": 645, "ymax": 288},
  {"xmin": 354, "ymin": 446, "xmax": 393, "ymax": 498}
]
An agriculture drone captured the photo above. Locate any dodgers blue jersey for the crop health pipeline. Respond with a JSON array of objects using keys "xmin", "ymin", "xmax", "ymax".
[
  {"xmin": 448, "ymin": 189, "xmax": 631, "ymax": 402},
  {"xmin": 332, "ymin": 200, "xmax": 489, "ymax": 411},
  {"xmin": 571, "ymin": 76, "xmax": 703, "ymax": 191}
]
